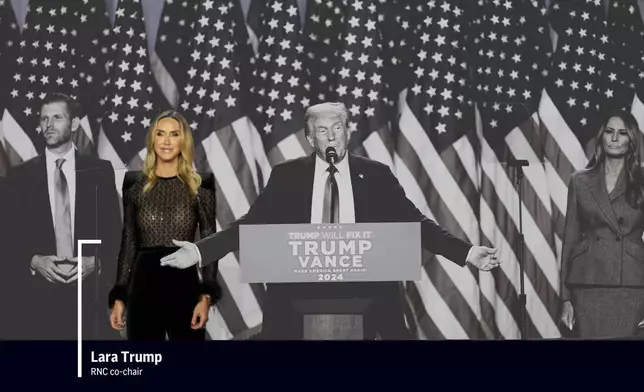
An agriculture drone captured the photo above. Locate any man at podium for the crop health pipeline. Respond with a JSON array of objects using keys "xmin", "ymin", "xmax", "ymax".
[{"xmin": 161, "ymin": 102, "xmax": 501, "ymax": 340}]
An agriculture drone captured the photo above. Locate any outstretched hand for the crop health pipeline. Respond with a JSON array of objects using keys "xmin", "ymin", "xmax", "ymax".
[
  {"xmin": 467, "ymin": 246, "xmax": 501, "ymax": 271},
  {"xmin": 160, "ymin": 239, "xmax": 200, "ymax": 269}
]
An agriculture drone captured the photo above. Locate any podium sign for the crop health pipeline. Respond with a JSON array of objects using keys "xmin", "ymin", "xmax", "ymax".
[{"xmin": 239, "ymin": 222, "xmax": 421, "ymax": 283}]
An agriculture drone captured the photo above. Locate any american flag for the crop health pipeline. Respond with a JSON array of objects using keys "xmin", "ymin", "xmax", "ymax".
[
  {"xmin": 97, "ymin": 0, "xmax": 166, "ymax": 175},
  {"xmin": 0, "ymin": 0, "xmax": 19, "ymax": 112},
  {"xmin": 151, "ymin": 0, "xmax": 198, "ymax": 110},
  {"xmin": 394, "ymin": 0, "xmax": 486, "ymax": 338},
  {"xmin": 604, "ymin": 0, "xmax": 639, "ymax": 114},
  {"xmin": 2, "ymin": 0, "xmax": 109, "ymax": 166},
  {"xmin": 538, "ymin": 0, "xmax": 609, "ymax": 181},
  {"xmin": 473, "ymin": 0, "xmax": 560, "ymax": 339},
  {"xmin": 330, "ymin": 0, "xmax": 394, "ymax": 166},
  {"xmin": 302, "ymin": 0, "xmax": 346, "ymax": 104},
  {"xmin": 75, "ymin": 0, "xmax": 114, "ymax": 138},
  {"xmin": 248, "ymin": 0, "xmax": 313, "ymax": 165},
  {"xmin": 0, "ymin": 0, "xmax": 20, "ymax": 175},
  {"xmin": 608, "ymin": 0, "xmax": 644, "ymax": 131}
]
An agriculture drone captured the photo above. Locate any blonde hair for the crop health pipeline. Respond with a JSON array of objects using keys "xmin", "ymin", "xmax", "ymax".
[
  {"xmin": 304, "ymin": 102, "xmax": 349, "ymax": 137},
  {"xmin": 142, "ymin": 110, "xmax": 201, "ymax": 197}
]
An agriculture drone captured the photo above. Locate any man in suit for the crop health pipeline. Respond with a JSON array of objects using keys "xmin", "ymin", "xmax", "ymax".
[
  {"xmin": 161, "ymin": 102, "xmax": 500, "ymax": 339},
  {"xmin": 7, "ymin": 92, "xmax": 122, "ymax": 340}
]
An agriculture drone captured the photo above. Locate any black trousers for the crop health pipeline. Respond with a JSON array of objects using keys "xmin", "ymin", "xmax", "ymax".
[{"xmin": 126, "ymin": 247, "xmax": 205, "ymax": 341}]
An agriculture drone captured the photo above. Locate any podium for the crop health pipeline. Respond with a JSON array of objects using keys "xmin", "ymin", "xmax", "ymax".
[{"xmin": 240, "ymin": 222, "xmax": 422, "ymax": 340}]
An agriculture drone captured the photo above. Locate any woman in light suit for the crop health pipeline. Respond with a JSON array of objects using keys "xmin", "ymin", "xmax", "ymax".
[{"xmin": 560, "ymin": 109, "xmax": 644, "ymax": 338}]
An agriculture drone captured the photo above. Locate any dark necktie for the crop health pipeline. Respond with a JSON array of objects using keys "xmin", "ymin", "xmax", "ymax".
[
  {"xmin": 322, "ymin": 164, "xmax": 339, "ymax": 223},
  {"xmin": 55, "ymin": 158, "xmax": 73, "ymax": 258}
]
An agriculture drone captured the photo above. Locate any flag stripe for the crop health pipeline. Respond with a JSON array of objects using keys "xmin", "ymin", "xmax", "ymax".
[
  {"xmin": 499, "ymin": 144, "xmax": 559, "ymax": 293},
  {"xmin": 404, "ymin": 281, "xmax": 445, "ymax": 339},
  {"xmin": 481, "ymin": 138, "xmax": 560, "ymax": 299},
  {"xmin": 1, "ymin": 110, "xmax": 37, "ymax": 161},
  {"xmin": 478, "ymin": 182, "xmax": 540, "ymax": 338},
  {"xmin": 150, "ymin": 50, "xmax": 180, "ymax": 109},
  {"xmin": 210, "ymin": 264, "xmax": 250, "ymax": 337},
  {"xmin": 216, "ymin": 124, "xmax": 258, "ymax": 204},
  {"xmin": 394, "ymin": 137, "xmax": 483, "ymax": 337},
  {"xmin": 393, "ymin": 150, "xmax": 481, "ymax": 337},
  {"xmin": 362, "ymin": 125, "xmax": 394, "ymax": 169},
  {"xmin": 480, "ymin": 170, "xmax": 559, "ymax": 337},
  {"xmin": 539, "ymin": 91, "xmax": 588, "ymax": 174},
  {"xmin": 200, "ymin": 132, "xmax": 265, "ymax": 330}
]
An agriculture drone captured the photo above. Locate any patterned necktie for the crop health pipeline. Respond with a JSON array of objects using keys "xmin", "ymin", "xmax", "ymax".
[
  {"xmin": 55, "ymin": 158, "xmax": 73, "ymax": 258},
  {"xmin": 322, "ymin": 164, "xmax": 339, "ymax": 223}
]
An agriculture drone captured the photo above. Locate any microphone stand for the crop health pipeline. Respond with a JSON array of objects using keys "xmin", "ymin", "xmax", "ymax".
[{"xmin": 506, "ymin": 159, "xmax": 529, "ymax": 340}]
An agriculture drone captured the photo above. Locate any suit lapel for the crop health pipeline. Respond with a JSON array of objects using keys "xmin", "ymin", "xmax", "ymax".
[
  {"xmin": 348, "ymin": 154, "xmax": 367, "ymax": 222},
  {"xmin": 581, "ymin": 166, "xmax": 621, "ymax": 233},
  {"xmin": 608, "ymin": 166, "xmax": 627, "ymax": 202},
  {"xmin": 34, "ymin": 156, "xmax": 57, "ymax": 253},
  {"xmin": 295, "ymin": 153, "xmax": 316, "ymax": 223}
]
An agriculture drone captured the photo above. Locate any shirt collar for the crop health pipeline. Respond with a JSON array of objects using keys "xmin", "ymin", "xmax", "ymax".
[
  {"xmin": 315, "ymin": 153, "xmax": 349, "ymax": 178},
  {"xmin": 45, "ymin": 145, "xmax": 76, "ymax": 169}
]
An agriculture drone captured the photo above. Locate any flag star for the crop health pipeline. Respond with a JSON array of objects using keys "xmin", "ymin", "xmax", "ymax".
[
  {"xmin": 127, "ymin": 97, "xmax": 139, "ymax": 109},
  {"xmin": 131, "ymin": 81, "xmax": 142, "ymax": 92},
  {"xmin": 112, "ymin": 95, "xmax": 123, "ymax": 106},
  {"xmin": 134, "ymin": 63, "xmax": 145, "ymax": 74}
]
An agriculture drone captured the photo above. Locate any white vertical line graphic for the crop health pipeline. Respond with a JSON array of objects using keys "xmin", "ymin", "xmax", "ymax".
[{"xmin": 77, "ymin": 239, "xmax": 102, "ymax": 378}]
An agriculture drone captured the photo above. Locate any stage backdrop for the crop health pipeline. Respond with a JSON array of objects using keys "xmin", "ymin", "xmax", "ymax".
[{"xmin": 3, "ymin": 0, "xmax": 644, "ymax": 340}]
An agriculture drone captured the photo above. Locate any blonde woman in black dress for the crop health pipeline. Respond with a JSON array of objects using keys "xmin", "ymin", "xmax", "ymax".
[{"xmin": 108, "ymin": 110, "xmax": 219, "ymax": 340}]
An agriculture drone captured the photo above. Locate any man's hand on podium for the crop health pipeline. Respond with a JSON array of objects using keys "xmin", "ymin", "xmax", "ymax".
[
  {"xmin": 160, "ymin": 239, "xmax": 200, "ymax": 269},
  {"xmin": 466, "ymin": 246, "xmax": 501, "ymax": 271}
]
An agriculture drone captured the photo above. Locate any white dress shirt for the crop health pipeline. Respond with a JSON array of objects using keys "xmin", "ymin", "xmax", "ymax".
[
  {"xmin": 310, "ymin": 154, "xmax": 355, "ymax": 224},
  {"xmin": 45, "ymin": 146, "xmax": 76, "ymax": 241}
]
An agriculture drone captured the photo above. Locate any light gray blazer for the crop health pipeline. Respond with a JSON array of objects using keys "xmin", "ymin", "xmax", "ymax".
[{"xmin": 561, "ymin": 164, "xmax": 644, "ymax": 300}]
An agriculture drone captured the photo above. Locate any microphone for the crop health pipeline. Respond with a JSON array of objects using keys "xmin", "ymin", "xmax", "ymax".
[{"xmin": 325, "ymin": 147, "xmax": 338, "ymax": 164}]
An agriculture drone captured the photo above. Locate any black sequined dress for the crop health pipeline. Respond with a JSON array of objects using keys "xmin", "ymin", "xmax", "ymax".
[{"xmin": 109, "ymin": 174, "xmax": 218, "ymax": 340}]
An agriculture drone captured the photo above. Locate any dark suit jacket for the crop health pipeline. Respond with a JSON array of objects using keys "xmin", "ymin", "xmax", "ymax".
[
  {"xmin": 7, "ymin": 152, "xmax": 122, "ymax": 339},
  {"xmin": 561, "ymin": 164, "xmax": 644, "ymax": 301},
  {"xmin": 0, "ymin": 176, "xmax": 21, "ymax": 339},
  {"xmin": 196, "ymin": 153, "xmax": 473, "ymax": 339}
]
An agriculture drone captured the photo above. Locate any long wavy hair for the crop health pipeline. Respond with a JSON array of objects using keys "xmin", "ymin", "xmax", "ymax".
[
  {"xmin": 586, "ymin": 109, "xmax": 644, "ymax": 209},
  {"xmin": 142, "ymin": 110, "xmax": 201, "ymax": 197}
]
